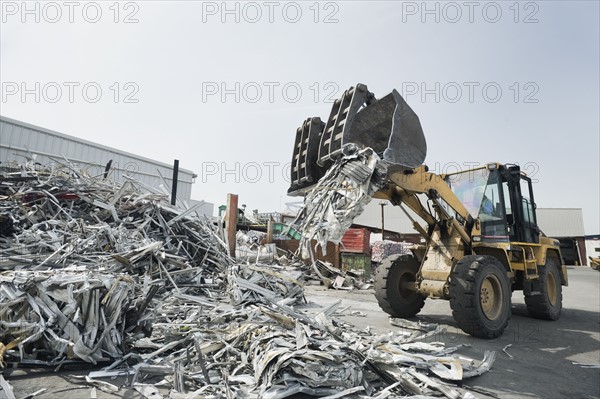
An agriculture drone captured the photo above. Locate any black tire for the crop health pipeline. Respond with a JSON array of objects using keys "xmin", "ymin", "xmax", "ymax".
[
  {"xmin": 449, "ymin": 255, "xmax": 511, "ymax": 339},
  {"xmin": 374, "ymin": 254, "xmax": 426, "ymax": 318},
  {"xmin": 525, "ymin": 255, "xmax": 562, "ymax": 320}
]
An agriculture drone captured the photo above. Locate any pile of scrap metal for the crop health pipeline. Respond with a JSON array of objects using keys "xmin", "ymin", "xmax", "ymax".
[
  {"xmin": 309, "ymin": 260, "xmax": 372, "ymax": 291},
  {"xmin": 0, "ymin": 160, "xmax": 495, "ymax": 398},
  {"xmin": 235, "ymin": 230, "xmax": 300, "ymax": 266}
]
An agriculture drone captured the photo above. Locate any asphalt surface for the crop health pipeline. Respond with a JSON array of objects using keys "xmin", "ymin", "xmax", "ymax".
[
  {"xmin": 305, "ymin": 266, "xmax": 600, "ymax": 399},
  {"xmin": 4, "ymin": 267, "xmax": 599, "ymax": 399}
]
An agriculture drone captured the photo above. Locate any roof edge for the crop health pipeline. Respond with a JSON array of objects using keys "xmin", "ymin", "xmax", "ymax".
[{"xmin": 1, "ymin": 115, "xmax": 195, "ymax": 176}]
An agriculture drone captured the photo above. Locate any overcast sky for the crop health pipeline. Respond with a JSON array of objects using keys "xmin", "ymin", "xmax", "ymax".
[{"xmin": 1, "ymin": 1, "xmax": 599, "ymax": 233}]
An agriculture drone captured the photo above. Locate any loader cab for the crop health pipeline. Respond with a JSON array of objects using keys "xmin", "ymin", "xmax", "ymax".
[
  {"xmin": 446, "ymin": 164, "xmax": 539, "ymax": 244},
  {"xmin": 500, "ymin": 164, "xmax": 540, "ymax": 243}
]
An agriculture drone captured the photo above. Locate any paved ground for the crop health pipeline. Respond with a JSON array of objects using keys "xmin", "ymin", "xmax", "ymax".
[
  {"xmin": 305, "ymin": 266, "xmax": 600, "ymax": 399},
  {"xmin": 4, "ymin": 267, "xmax": 599, "ymax": 399}
]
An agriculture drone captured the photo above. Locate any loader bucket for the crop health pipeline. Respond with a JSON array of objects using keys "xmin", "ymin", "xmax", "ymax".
[
  {"xmin": 288, "ymin": 83, "xmax": 427, "ymax": 196},
  {"xmin": 289, "ymin": 117, "xmax": 325, "ymax": 194}
]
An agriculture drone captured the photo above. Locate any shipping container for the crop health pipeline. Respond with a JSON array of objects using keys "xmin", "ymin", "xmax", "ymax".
[
  {"xmin": 341, "ymin": 228, "xmax": 371, "ymax": 254},
  {"xmin": 340, "ymin": 253, "xmax": 372, "ymax": 279},
  {"xmin": 273, "ymin": 239, "xmax": 340, "ymax": 268}
]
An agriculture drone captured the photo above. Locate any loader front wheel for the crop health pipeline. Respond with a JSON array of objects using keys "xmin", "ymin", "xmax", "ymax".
[
  {"xmin": 449, "ymin": 255, "xmax": 511, "ymax": 339},
  {"xmin": 525, "ymin": 255, "xmax": 562, "ymax": 320},
  {"xmin": 374, "ymin": 254, "xmax": 425, "ymax": 318}
]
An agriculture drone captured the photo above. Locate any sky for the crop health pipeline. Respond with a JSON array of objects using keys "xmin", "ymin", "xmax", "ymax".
[{"xmin": 1, "ymin": 1, "xmax": 599, "ymax": 233}]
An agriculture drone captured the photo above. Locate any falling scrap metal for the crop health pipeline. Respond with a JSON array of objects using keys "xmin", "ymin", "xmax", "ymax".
[
  {"xmin": 0, "ymin": 159, "xmax": 496, "ymax": 398},
  {"xmin": 292, "ymin": 147, "xmax": 387, "ymax": 261}
]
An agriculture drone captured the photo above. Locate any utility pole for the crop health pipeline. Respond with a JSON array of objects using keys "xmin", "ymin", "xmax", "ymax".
[
  {"xmin": 380, "ymin": 202, "xmax": 387, "ymax": 240},
  {"xmin": 225, "ymin": 194, "xmax": 238, "ymax": 257},
  {"xmin": 171, "ymin": 159, "xmax": 179, "ymax": 206}
]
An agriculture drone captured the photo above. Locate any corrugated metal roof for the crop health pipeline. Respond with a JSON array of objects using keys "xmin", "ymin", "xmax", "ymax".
[
  {"xmin": 1, "ymin": 115, "xmax": 196, "ymax": 202},
  {"xmin": 536, "ymin": 208, "xmax": 585, "ymax": 237},
  {"xmin": 0, "ymin": 115, "xmax": 195, "ymax": 175}
]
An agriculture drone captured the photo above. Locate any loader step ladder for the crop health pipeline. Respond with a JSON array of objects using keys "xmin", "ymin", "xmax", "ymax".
[{"xmin": 521, "ymin": 246, "xmax": 539, "ymax": 280}]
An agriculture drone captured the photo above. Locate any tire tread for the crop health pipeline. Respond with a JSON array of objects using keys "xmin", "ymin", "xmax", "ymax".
[
  {"xmin": 374, "ymin": 254, "xmax": 425, "ymax": 318},
  {"xmin": 449, "ymin": 255, "xmax": 511, "ymax": 339}
]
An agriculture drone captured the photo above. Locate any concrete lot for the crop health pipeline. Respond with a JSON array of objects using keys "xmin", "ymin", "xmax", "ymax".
[
  {"xmin": 4, "ymin": 267, "xmax": 599, "ymax": 399},
  {"xmin": 306, "ymin": 266, "xmax": 600, "ymax": 399}
]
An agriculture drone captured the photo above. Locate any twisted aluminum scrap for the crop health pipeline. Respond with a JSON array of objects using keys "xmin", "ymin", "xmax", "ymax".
[{"xmin": 294, "ymin": 147, "xmax": 387, "ymax": 260}]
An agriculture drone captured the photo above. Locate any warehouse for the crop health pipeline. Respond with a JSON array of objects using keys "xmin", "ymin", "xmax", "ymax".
[
  {"xmin": 353, "ymin": 200, "xmax": 423, "ymax": 244},
  {"xmin": 536, "ymin": 208, "xmax": 588, "ymax": 265},
  {"xmin": 585, "ymin": 234, "xmax": 600, "ymax": 265},
  {"xmin": 353, "ymin": 202, "xmax": 589, "ymax": 265},
  {"xmin": 0, "ymin": 116, "xmax": 213, "ymax": 215}
]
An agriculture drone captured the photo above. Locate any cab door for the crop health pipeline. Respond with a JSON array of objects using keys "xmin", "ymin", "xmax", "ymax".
[{"xmin": 503, "ymin": 166, "xmax": 540, "ymax": 243}]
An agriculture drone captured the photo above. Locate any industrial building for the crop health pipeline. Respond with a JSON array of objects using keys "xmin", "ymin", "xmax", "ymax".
[
  {"xmin": 0, "ymin": 115, "xmax": 213, "ymax": 216},
  {"xmin": 536, "ymin": 208, "xmax": 588, "ymax": 265},
  {"xmin": 585, "ymin": 234, "xmax": 600, "ymax": 264},
  {"xmin": 352, "ymin": 202, "xmax": 590, "ymax": 265}
]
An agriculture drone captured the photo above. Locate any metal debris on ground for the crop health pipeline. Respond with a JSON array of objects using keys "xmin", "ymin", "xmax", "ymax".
[
  {"xmin": 1, "ymin": 160, "xmax": 495, "ymax": 398},
  {"xmin": 571, "ymin": 362, "xmax": 600, "ymax": 369},
  {"xmin": 309, "ymin": 260, "xmax": 371, "ymax": 291},
  {"xmin": 235, "ymin": 231, "xmax": 300, "ymax": 266},
  {"xmin": 502, "ymin": 344, "xmax": 514, "ymax": 359}
]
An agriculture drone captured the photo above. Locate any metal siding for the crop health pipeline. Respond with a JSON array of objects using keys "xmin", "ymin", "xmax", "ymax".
[
  {"xmin": 1, "ymin": 117, "xmax": 195, "ymax": 203},
  {"xmin": 349, "ymin": 201, "xmax": 586, "ymax": 239},
  {"xmin": 354, "ymin": 200, "xmax": 418, "ymax": 234},
  {"xmin": 585, "ymin": 239, "xmax": 600, "ymax": 266},
  {"xmin": 536, "ymin": 208, "xmax": 585, "ymax": 237},
  {"xmin": 341, "ymin": 228, "xmax": 371, "ymax": 254}
]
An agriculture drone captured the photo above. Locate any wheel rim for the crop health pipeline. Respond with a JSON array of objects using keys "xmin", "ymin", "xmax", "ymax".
[
  {"xmin": 480, "ymin": 275, "xmax": 503, "ymax": 321},
  {"xmin": 547, "ymin": 271, "xmax": 557, "ymax": 306}
]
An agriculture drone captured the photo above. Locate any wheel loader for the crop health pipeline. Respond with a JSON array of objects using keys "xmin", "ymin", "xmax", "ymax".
[{"xmin": 288, "ymin": 83, "xmax": 567, "ymax": 339}]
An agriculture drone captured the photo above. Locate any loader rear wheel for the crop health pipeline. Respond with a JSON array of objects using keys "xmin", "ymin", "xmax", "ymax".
[
  {"xmin": 449, "ymin": 255, "xmax": 511, "ymax": 339},
  {"xmin": 525, "ymin": 256, "xmax": 562, "ymax": 320},
  {"xmin": 374, "ymin": 254, "xmax": 425, "ymax": 318}
]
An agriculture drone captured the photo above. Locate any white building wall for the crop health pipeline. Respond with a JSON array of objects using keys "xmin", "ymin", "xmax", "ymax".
[
  {"xmin": 585, "ymin": 238, "xmax": 600, "ymax": 265},
  {"xmin": 189, "ymin": 199, "xmax": 215, "ymax": 217},
  {"xmin": 354, "ymin": 199, "xmax": 420, "ymax": 234},
  {"xmin": 536, "ymin": 208, "xmax": 585, "ymax": 237}
]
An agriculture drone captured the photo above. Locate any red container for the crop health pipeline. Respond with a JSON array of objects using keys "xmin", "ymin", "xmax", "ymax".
[{"xmin": 341, "ymin": 228, "xmax": 371, "ymax": 254}]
